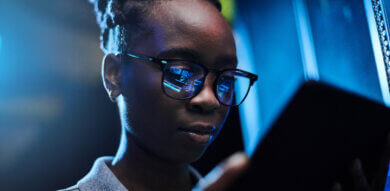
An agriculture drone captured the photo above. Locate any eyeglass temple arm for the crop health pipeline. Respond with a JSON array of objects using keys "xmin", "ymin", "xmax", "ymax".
[
  {"xmin": 250, "ymin": 74, "xmax": 258, "ymax": 84},
  {"xmin": 126, "ymin": 53, "xmax": 168, "ymax": 67},
  {"xmin": 127, "ymin": 52, "xmax": 258, "ymax": 85},
  {"xmin": 240, "ymin": 71, "xmax": 258, "ymax": 85}
]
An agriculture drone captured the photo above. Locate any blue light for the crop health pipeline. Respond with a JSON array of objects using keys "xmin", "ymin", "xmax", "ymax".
[
  {"xmin": 387, "ymin": 163, "xmax": 390, "ymax": 191},
  {"xmin": 293, "ymin": 0, "xmax": 320, "ymax": 81},
  {"xmin": 0, "ymin": 35, "xmax": 2, "ymax": 80},
  {"xmin": 234, "ymin": 17, "xmax": 262, "ymax": 157},
  {"xmin": 163, "ymin": 81, "xmax": 182, "ymax": 92},
  {"xmin": 170, "ymin": 67, "xmax": 182, "ymax": 75},
  {"xmin": 364, "ymin": 0, "xmax": 390, "ymax": 107},
  {"xmin": 194, "ymin": 79, "xmax": 202, "ymax": 86},
  {"xmin": 218, "ymin": 84, "xmax": 229, "ymax": 91}
]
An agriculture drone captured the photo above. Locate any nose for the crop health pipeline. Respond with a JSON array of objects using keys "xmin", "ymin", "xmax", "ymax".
[{"xmin": 187, "ymin": 75, "xmax": 221, "ymax": 113}]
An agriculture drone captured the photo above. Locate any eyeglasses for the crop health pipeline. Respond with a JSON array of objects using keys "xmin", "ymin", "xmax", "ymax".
[{"xmin": 123, "ymin": 52, "xmax": 258, "ymax": 106}]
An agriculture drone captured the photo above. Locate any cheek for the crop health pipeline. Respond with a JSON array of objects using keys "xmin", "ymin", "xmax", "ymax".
[
  {"xmin": 120, "ymin": 65, "xmax": 182, "ymax": 135},
  {"xmin": 120, "ymin": 65, "xmax": 199, "ymax": 161},
  {"xmin": 119, "ymin": 65, "xmax": 232, "ymax": 162},
  {"xmin": 217, "ymin": 107, "xmax": 230, "ymax": 129},
  {"xmin": 122, "ymin": 65, "xmax": 161, "ymax": 120}
]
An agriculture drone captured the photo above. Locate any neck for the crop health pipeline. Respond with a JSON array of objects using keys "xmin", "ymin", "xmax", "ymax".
[{"xmin": 109, "ymin": 129, "xmax": 193, "ymax": 191}]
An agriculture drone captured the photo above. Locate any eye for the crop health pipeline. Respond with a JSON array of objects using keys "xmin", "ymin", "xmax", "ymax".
[
  {"xmin": 220, "ymin": 75, "xmax": 235, "ymax": 84},
  {"xmin": 167, "ymin": 67, "xmax": 193, "ymax": 83},
  {"xmin": 162, "ymin": 60, "xmax": 205, "ymax": 98}
]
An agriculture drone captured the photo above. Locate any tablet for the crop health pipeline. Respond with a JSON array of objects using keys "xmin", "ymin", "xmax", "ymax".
[{"xmin": 229, "ymin": 81, "xmax": 390, "ymax": 191}]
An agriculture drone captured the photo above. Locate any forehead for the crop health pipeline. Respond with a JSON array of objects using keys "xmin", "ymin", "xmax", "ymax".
[{"xmin": 133, "ymin": 0, "xmax": 236, "ymax": 65}]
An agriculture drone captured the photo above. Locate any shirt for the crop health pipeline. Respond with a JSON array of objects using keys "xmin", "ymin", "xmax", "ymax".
[{"xmin": 59, "ymin": 156, "xmax": 203, "ymax": 191}]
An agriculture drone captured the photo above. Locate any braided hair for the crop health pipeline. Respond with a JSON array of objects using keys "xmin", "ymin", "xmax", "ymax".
[{"xmin": 89, "ymin": 0, "xmax": 222, "ymax": 54}]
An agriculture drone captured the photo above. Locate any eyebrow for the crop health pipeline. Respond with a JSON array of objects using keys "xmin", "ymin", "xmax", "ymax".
[
  {"xmin": 216, "ymin": 55, "xmax": 238, "ymax": 68},
  {"xmin": 156, "ymin": 47, "xmax": 200, "ymax": 61},
  {"xmin": 156, "ymin": 47, "xmax": 238, "ymax": 68}
]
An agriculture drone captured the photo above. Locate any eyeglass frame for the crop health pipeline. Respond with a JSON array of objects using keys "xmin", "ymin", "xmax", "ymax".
[{"xmin": 121, "ymin": 52, "xmax": 258, "ymax": 107}]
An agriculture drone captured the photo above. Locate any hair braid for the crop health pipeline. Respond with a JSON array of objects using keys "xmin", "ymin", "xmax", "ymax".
[{"xmin": 89, "ymin": 0, "xmax": 222, "ymax": 54}]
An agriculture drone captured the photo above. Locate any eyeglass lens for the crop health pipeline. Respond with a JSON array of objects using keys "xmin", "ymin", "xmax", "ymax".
[
  {"xmin": 162, "ymin": 61, "xmax": 252, "ymax": 106},
  {"xmin": 163, "ymin": 61, "xmax": 205, "ymax": 99},
  {"xmin": 216, "ymin": 70, "xmax": 251, "ymax": 106}
]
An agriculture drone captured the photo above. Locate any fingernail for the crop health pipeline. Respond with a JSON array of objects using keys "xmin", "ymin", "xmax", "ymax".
[{"xmin": 226, "ymin": 152, "xmax": 248, "ymax": 168}]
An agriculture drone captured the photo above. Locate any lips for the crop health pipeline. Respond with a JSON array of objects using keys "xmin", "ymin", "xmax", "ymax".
[{"xmin": 178, "ymin": 125, "xmax": 216, "ymax": 145}]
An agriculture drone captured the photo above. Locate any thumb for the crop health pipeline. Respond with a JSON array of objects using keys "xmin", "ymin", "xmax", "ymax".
[{"xmin": 193, "ymin": 152, "xmax": 250, "ymax": 191}]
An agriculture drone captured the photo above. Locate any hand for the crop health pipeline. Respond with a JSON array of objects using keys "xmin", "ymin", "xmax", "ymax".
[
  {"xmin": 332, "ymin": 133, "xmax": 390, "ymax": 191},
  {"xmin": 192, "ymin": 152, "xmax": 250, "ymax": 191}
]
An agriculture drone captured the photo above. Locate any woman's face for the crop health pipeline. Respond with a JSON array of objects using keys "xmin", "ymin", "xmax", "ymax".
[{"xmin": 120, "ymin": 0, "xmax": 237, "ymax": 163}]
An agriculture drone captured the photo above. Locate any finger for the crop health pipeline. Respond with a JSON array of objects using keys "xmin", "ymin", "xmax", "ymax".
[
  {"xmin": 331, "ymin": 182, "xmax": 343, "ymax": 191},
  {"xmin": 372, "ymin": 132, "xmax": 390, "ymax": 191},
  {"xmin": 351, "ymin": 158, "xmax": 371, "ymax": 191},
  {"xmin": 204, "ymin": 152, "xmax": 249, "ymax": 191},
  {"xmin": 193, "ymin": 152, "xmax": 249, "ymax": 191}
]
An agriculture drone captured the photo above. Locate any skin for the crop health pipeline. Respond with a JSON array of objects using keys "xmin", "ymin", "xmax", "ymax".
[
  {"xmin": 102, "ymin": 1, "xmax": 247, "ymax": 190},
  {"xmin": 100, "ymin": 0, "xmax": 389, "ymax": 190}
]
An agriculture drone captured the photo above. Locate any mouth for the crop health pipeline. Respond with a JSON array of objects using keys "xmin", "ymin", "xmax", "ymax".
[{"xmin": 178, "ymin": 125, "xmax": 216, "ymax": 145}]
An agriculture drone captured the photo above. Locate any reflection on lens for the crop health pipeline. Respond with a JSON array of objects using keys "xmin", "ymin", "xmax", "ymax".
[
  {"xmin": 163, "ymin": 81, "xmax": 182, "ymax": 92},
  {"xmin": 163, "ymin": 61, "xmax": 204, "ymax": 99},
  {"xmin": 217, "ymin": 75, "xmax": 234, "ymax": 105},
  {"xmin": 217, "ymin": 70, "xmax": 251, "ymax": 106}
]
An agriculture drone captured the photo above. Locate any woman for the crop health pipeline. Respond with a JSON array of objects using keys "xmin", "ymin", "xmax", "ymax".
[
  {"xmin": 62, "ymin": 0, "xmax": 389, "ymax": 190},
  {"xmin": 62, "ymin": 0, "xmax": 254, "ymax": 190}
]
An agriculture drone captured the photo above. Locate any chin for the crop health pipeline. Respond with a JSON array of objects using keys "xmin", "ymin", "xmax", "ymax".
[{"xmin": 171, "ymin": 143, "xmax": 211, "ymax": 164}]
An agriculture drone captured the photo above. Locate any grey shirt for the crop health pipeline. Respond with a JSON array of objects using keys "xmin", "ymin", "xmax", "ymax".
[{"xmin": 59, "ymin": 156, "xmax": 203, "ymax": 191}]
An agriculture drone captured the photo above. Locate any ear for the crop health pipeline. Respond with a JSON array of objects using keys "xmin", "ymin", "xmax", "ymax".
[{"xmin": 102, "ymin": 54, "xmax": 122, "ymax": 102}]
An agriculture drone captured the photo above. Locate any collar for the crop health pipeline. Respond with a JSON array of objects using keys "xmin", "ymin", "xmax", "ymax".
[{"xmin": 76, "ymin": 156, "xmax": 203, "ymax": 191}]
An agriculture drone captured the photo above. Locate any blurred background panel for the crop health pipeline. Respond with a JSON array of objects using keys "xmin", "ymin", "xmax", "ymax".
[
  {"xmin": 235, "ymin": 0, "xmax": 385, "ymax": 153},
  {"xmin": 306, "ymin": 0, "xmax": 383, "ymax": 102},
  {"xmin": 0, "ymin": 0, "xmax": 121, "ymax": 190},
  {"xmin": 234, "ymin": 0, "xmax": 304, "ymax": 155},
  {"xmin": 236, "ymin": 0, "xmax": 389, "ymax": 146},
  {"xmin": 234, "ymin": 0, "xmax": 390, "ymax": 190}
]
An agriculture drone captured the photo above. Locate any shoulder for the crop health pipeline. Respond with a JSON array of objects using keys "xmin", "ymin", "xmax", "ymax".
[
  {"xmin": 58, "ymin": 156, "xmax": 127, "ymax": 191},
  {"xmin": 57, "ymin": 185, "xmax": 80, "ymax": 191}
]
